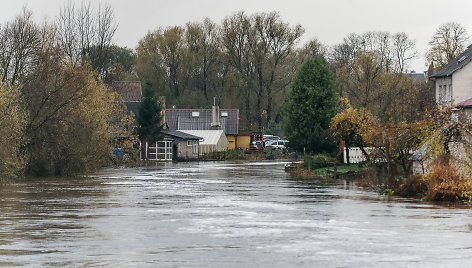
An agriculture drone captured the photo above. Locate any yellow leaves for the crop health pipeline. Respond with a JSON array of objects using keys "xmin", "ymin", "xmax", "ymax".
[
  {"xmin": 20, "ymin": 63, "xmax": 134, "ymax": 176},
  {"xmin": 329, "ymin": 101, "xmax": 377, "ymax": 146},
  {"xmin": 426, "ymin": 164, "xmax": 471, "ymax": 201},
  {"xmin": 0, "ymin": 84, "xmax": 26, "ymax": 179}
]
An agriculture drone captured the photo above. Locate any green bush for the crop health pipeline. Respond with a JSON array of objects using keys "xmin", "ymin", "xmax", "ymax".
[{"xmin": 303, "ymin": 154, "xmax": 332, "ymax": 170}]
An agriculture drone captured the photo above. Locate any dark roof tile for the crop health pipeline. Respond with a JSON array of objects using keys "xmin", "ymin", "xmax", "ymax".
[
  {"xmin": 162, "ymin": 130, "xmax": 201, "ymax": 140},
  {"xmin": 111, "ymin": 81, "xmax": 142, "ymax": 102},
  {"xmin": 430, "ymin": 45, "xmax": 472, "ymax": 78},
  {"xmin": 165, "ymin": 108, "xmax": 239, "ymax": 135}
]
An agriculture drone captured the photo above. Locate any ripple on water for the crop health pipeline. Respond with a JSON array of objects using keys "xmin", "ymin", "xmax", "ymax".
[{"xmin": 2, "ymin": 161, "xmax": 472, "ymax": 267}]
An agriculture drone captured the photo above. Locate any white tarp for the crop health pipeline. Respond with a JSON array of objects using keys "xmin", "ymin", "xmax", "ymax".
[{"xmin": 180, "ymin": 130, "xmax": 229, "ymax": 154}]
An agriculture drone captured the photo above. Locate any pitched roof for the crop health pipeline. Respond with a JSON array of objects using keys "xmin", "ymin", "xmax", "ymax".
[
  {"xmin": 407, "ymin": 72, "xmax": 427, "ymax": 83},
  {"xmin": 455, "ymin": 97, "xmax": 472, "ymax": 108},
  {"xmin": 180, "ymin": 130, "xmax": 225, "ymax": 145},
  {"xmin": 165, "ymin": 108, "xmax": 239, "ymax": 135},
  {"xmin": 162, "ymin": 130, "xmax": 201, "ymax": 140},
  {"xmin": 111, "ymin": 81, "xmax": 142, "ymax": 102},
  {"xmin": 409, "ymin": 143, "xmax": 427, "ymax": 161},
  {"xmin": 430, "ymin": 45, "xmax": 472, "ymax": 78},
  {"xmin": 110, "ymin": 81, "xmax": 142, "ymax": 122}
]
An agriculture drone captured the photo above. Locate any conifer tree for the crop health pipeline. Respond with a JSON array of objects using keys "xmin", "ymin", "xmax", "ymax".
[
  {"xmin": 283, "ymin": 56, "xmax": 339, "ymax": 153},
  {"xmin": 136, "ymin": 88, "xmax": 164, "ymax": 143}
]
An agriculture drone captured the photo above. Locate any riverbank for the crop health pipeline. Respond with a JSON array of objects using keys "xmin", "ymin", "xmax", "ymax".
[
  {"xmin": 200, "ymin": 149, "xmax": 297, "ymax": 161},
  {"xmin": 285, "ymin": 162, "xmax": 365, "ymax": 179},
  {"xmin": 285, "ymin": 160, "xmax": 472, "ymax": 202}
]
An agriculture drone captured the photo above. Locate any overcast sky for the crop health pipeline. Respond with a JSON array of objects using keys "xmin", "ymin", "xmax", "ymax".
[{"xmin": 2, "ymin": 0, "xmax": 471, "ymax": 72}]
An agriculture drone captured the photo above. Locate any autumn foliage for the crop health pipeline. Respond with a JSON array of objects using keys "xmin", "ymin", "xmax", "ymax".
[
  {"xmin": 426, "ymin": 164, "xmax": 472, "ymax": 201},
  {"xmin": 0, "ymin": 85, "xmax": 26, "ymax": 179}
]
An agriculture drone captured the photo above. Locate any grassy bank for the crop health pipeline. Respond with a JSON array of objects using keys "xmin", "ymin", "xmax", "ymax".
[
  {"xmin": 287, "ymin": 153, "xmax": 472, "ymax": 202},
  {"xmin": 312, "ymin": 164, "xmax": 364, "ymax": 177}
]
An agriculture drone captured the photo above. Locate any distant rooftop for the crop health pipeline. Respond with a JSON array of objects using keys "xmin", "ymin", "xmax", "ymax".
[
  {"xmin": 110, "ymin": 81, "xmax": 142, "ymax": 122},
  {"xmin": 111, "ymin": 81, "xmax": 142, "ymax": 102},
  {"xmin": 166, "ymin": 108, "xmax": 239, "ymax": 135},
  {"xmin": 407, "ymin": 72, "xmax": 427, "ymax": 83}
]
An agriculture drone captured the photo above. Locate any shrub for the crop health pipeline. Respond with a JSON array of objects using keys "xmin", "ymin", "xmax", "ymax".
[
  {"xmin": 396, "ymin": 175, "xmax": 428, "ymax": 198},
  {"xmin": 303, "ymin": 154, "xmax": 332, "ymax": 170},
  {"xmin": 426, "ymin": 165, "xmax": 472, "ymax": 201}
]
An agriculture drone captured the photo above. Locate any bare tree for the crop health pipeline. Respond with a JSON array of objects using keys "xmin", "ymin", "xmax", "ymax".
[
  {"xmin": 0, "ymin": 8, "xmax": 40, "ymax": 85},
  {"xmin": 222, "ymin": 11, "xmax": 254, "ymax": 125},
  {"xmin": 185, "ymin": 18, "xmax": 221, "ymax": 100},
  {"xmin": 56, "ymin": 1, "xmax": 117, "ymax": 74},
  {"xmin": 57, "ymin": 2, "xmax": 79, "ymax": 65},
  {"xmin": 427, "ymin": 22, "xmax": 469, "ymax": 70},
  {"xmin": 392, "ymin": 32, "xmax": 417, "ymax": 73},
  {"xmin": 264, "ymin": 13, "xmax": 304, "ymax": 122}
]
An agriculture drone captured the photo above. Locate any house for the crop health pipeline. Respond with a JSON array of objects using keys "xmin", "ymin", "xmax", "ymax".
[
  {"xmin": 180, "ymin": 130, "xmax": 229, "ymax": 155},
  {"xmin": 141, "ymin": 130, "xmax": 201, "ymax": 161},
  {"xmin": 111, "ymin": 81, "xmax": 142, "ymax": 123},
  {"xmin": 164, "ymin": 105, "xmax": 251, "ymax": 150},
  {"xmin": 430, "ymin": 45, "xmax": 472, "ymax": 106},
  {"xmin": 162, "ymin": 130, "xmax": 201, "ymax": 160}
]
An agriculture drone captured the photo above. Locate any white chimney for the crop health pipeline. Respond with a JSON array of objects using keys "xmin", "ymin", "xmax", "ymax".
[{"xmin": 211, "ymin": 97, "xmax": 220, "ymax": 127}]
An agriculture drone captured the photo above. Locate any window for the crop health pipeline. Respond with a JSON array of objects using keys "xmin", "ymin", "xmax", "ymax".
[
  {"xmin": 438, "ymin": 85, "xmax": 443, "ymax": 102},
  {"xmin": 187, "ymin": 140, "xmax": 193, "ymax": 146},
  {"xmin": 449, "ymin": 84, "xmax": 453, "ymax": 103},
  {"xmin": 192, "ymin": 141, "xmax": 198, "ymax": 154},
  {"xmin": 439, "ymin": 84, "xmax": 448, "ymax": 104},
  {"xmin": 191, "ymin": 111, "xmax": 200, "ymax": 117}
]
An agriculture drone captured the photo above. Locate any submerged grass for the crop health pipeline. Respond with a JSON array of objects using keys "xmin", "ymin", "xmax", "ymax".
[{"xmin": 312, "ymin": 164, "xmax": 363, "ymax": 177}]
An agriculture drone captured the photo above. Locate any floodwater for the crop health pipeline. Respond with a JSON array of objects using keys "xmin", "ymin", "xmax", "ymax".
[{"xmin": 1, "ymin": 161, "xmax": 472, "ymax": 267}]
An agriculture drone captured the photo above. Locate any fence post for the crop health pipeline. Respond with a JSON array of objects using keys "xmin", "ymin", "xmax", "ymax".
[{"xmin": 139, "ymin": 140, "xmax": 142, "ymax": 160}]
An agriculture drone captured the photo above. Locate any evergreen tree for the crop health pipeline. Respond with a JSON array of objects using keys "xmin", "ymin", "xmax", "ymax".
[
  {"xmin": 136, "ymin": 88, "xmax": 164, "ymax": 143},
  {"xmin": 283, "ymin": 56, "xmax": 339, "ymax": 153}
]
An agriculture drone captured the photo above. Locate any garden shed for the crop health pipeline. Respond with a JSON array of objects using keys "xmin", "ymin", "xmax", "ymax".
[{"xmin": 180, "ymin": 130, "xmax": 229, "ymax": 155}]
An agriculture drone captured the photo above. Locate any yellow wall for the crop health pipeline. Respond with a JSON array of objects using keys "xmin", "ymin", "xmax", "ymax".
[
  {"xmin": 236, "ymin": 135, "xmax": 251, "ymax": 150},
  {"xmin": 227, "ymin": 135, "xmax": 236, "ymax": 150},
  {"xmin": 226, "ymin": 135, "xmax": 251, "ymax": 150}
]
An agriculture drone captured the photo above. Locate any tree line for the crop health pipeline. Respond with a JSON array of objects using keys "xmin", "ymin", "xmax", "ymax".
[
  {"xmin": 1, "ymin": 1, "xmax": 469, "ymax": 178},
  {"xmin": 135, "ymin": 14, "xmax": 465, "ymax": 131},
  {"xmin": 0, "ymin": 5, "xmax": 132, "ymax": 178}
]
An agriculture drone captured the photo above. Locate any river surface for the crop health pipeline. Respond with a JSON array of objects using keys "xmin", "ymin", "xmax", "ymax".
[{"xmin": 1, "ymin": 161, "xmax": 472, "ymax": 267}]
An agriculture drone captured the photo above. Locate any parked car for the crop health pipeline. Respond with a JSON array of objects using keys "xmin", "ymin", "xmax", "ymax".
[
  {"xmin": 266, "ymin": 139, "xmax": 289, "ymax": 149},
  {"xmin": 263, "ymin": 135, "xmax": 280, "ymax": 146}
]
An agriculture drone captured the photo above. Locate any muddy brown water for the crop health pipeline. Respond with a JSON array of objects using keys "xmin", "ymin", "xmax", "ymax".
[{"xmin": 1, "ymin": 161, "xmax": 472, "ymax": 267}]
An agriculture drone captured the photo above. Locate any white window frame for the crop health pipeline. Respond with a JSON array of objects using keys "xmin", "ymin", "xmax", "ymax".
[
  {"xmin": 192, "ymin": 141, "xmax": 198, "ymax": 154},
  {"xmin": 449, "ymin": 84, "xmax": 453, "ymax": 103}
]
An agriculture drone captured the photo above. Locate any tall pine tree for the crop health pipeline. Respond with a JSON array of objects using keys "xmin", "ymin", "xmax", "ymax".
[
  {"xmin": 136, "ymin": 88, "xmax": 164, "ymax": 143},
  {"xmin": 283, "ymin": 56, "xmax": 339, "ymax": 153}
]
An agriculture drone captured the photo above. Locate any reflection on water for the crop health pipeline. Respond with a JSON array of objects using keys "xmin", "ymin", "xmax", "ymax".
[{"xmin": 1, "ymin": 161, "xmax": 472, "ymax": 267}]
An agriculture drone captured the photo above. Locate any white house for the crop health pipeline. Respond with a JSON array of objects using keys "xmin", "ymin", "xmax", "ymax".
[{"xmin": 430, "ymin": 45, "xmax": 472, "ymax": 107}]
